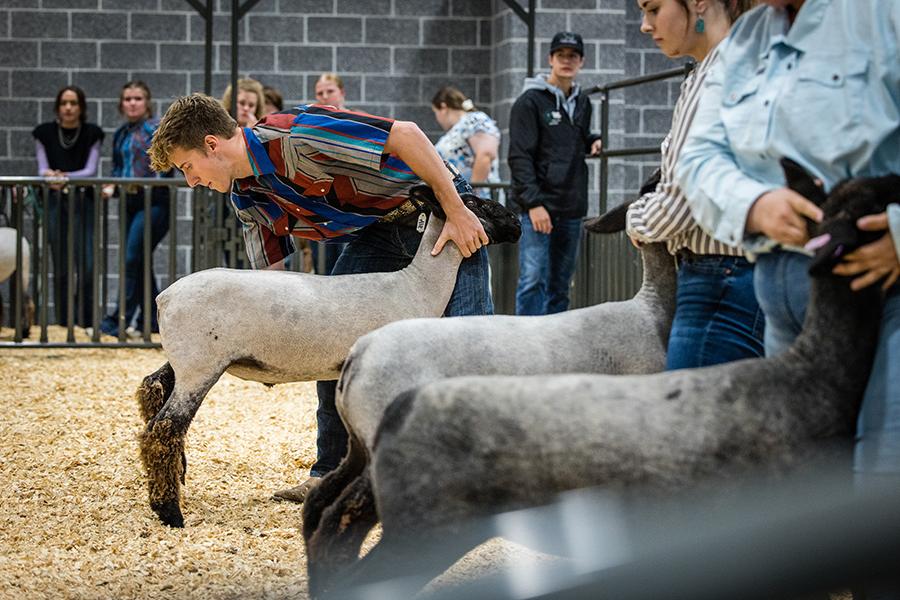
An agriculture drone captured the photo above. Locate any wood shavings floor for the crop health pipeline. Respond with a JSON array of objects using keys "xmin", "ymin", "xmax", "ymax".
[{"xmin": 0, "ymin": 327, "xmax": 556, "ymax": 599}]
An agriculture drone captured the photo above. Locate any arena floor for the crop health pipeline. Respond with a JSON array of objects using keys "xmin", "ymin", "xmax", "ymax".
[{"xmin": 0, "ymin": 327, "xmax": 553, "ymax": 599}]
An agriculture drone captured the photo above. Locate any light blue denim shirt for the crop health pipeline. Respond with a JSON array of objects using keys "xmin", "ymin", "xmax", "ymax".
[
  {"xmin": 676, "ymin": 0, "xmax": 900, "ymax": 254},
  {"xmin": 890, "ymin": 204, "xmax": 900, "ymax": 262}
]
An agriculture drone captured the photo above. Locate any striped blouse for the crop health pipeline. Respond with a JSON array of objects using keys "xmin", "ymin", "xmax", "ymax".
[
  {"xmin": 626, "ymin": 46, "xmax": 744, "ymax": 257},
  {"xmin": 231, "ymin": 104, "xmax": 420, "ymax": 268}
]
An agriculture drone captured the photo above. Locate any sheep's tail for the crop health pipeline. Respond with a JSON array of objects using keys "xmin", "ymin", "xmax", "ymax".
[{"xmin": 136, "ymin": 362, "xmax": 175, "ymax": 423}]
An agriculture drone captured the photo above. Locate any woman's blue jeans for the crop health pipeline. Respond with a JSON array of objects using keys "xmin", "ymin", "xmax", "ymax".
[
  {"xmin": 101, "ymin": 188, "xmax": 170, "ymax": 334},
  {"xmin": 666, "ymin": 253, "xmax": 765, "ymax": 370},
  {"xmin": 754, "ymin": 250, "xmax": 900, "ymax": 479},
  {"xmin": 515, "ymin": 213, "xmax": 583, "ymax": 315},
  {"xmin": 311, "ymin": 175, "xmax": 494, "ymax": 477}
]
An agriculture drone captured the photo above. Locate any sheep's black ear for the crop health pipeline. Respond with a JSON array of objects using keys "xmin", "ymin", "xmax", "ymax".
[
  {"xmin": 639, "ymin": 168, "xmax": 661, "ymax": 196},
  {"xmin": 781, "ymin": 157, "xmax": 827, "ymax": 207},
  {"xmin": 408, "ymin": 185, "xmax": 445, "ymax": 218},
  {"xmin": 584, "ymin": 168, "xmax": 661, "ymax": 234},
  {"xmin": 583, "ymin": 199, "xmax": 633, "ymax": 234},
  {"xmin": 808, "ymin": 225, "xmax": 859, "ymax": 277}
]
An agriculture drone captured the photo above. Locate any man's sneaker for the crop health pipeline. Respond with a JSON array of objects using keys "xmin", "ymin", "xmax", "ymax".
[{"xmin": 125, "ymin": 326, "xmax": 142, "ymax": 340}]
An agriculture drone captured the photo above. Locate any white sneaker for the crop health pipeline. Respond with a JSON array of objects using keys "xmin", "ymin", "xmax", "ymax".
[{"xmin": 125, "ymin": 326, "xmax": 142, "ymax": 340}]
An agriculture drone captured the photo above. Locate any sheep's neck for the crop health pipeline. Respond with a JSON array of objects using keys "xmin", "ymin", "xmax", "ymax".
[
  {"xmin": 403, "ymin": 215, "xmax": 464, "ymax": 294},
  {"xmin": 634, "ymin": 242, "xmax": 678, "ymax": 341},
  {"xmin": 782, "ymin": 277, "xmax": 882, "ymax": 414}
]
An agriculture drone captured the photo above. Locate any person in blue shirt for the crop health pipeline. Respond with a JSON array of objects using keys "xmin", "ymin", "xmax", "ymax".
[
  {"xmin": 676, "ymin": 0, "xmax": 900, "ymax": 542},
  {"xmin": 99, "ymin": 81, "xmax": 171, "ymax": 338}
]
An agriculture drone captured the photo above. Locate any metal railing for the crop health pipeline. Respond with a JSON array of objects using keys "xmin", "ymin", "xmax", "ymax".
[
  {"xmin": 0, "ymin": 178, "xmax": 193, "ymax": 347},
  {"xmin": 0, "ymin": 66, "xmax": 693, "ymax": 348}
]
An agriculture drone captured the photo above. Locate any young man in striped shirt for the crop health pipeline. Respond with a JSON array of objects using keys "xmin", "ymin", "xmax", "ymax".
[{"xmin": 149, "ymin": 93, "xmax": 493, "ymax": 502}]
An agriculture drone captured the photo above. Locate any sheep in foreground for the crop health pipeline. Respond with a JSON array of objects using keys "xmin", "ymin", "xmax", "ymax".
[
  {"xmin": 307, "ymin": 161, "xmax": 899, "ymax": 596},
  {"xmin": 0, "ymin": 227, "xmax": 34, "ymax": 337},
  {"xmin": 135, "ymin": 187, "xmax": 521, "ymax": 528},
  {"xmin": 301, "ymin": 173, "xmax": 675, "ymax": 584}
]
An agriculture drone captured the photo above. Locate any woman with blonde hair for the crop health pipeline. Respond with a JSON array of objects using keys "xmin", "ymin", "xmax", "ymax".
[
  {"xmin": 98, "ymin": 80, "xmax": 171, "ymax": 338},
  {"xmin": 314, "ymin": 72, "xmax": 347, "ymax": 110},
  {"xmin": 221, "ymin": 78, "xmax": 265, "ymax": 127}
]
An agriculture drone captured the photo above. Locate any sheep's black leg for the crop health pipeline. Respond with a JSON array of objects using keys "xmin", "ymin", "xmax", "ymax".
[
  {"xmin": 306, "ymin": 469, "xmax": 379, "ymax": 598},
  {"xmin": 139, "ymin": 415, "xmax": 187, "ymax": 528},
  {"xmin": 138, "ymin": 372, "xmax": 219, "ymax": 528},
  {"xmin": 303, "ymin": 430, "xmax": 368, "ymax": 543},
  {"xmin": 136, "ymin": 362, "xmax": 175, "ymax": 423}
]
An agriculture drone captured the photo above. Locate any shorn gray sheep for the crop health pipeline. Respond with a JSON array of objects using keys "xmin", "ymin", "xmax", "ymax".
[
  {"xmin": 0, "ymin": 227, "xmax": 34, "ymax": 337},
  {"xmin": 306, "ymin": 160, "xmax": 899, "ymax": 596},
  {"xmin": 134, "ymin": 187, "xmax": 521, "ymax": 528},
  {"xmin": 301, "ymin": 172, "xmax": 674, "ymax": 565}
]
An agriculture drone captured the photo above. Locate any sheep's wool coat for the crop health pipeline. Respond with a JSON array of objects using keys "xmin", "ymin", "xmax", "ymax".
[{"xmin": 338, "ymin": 242, "xmax": 677, "ymax": 449}]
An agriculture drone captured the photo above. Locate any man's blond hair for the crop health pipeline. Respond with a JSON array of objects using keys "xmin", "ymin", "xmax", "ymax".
[{"xmin": 149, "ymin": 93, "xmax": 237, "ymax": 172}]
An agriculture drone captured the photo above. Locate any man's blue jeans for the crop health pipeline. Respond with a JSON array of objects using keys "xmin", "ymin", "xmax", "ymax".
[
  {"xmin": 515, "ymin": 213, "xmax": 582, "ymax": 315},
  {"xmin": 310, "ymin": 216, "xmax": 493, "ymax": 477},
  {"xmin": 754, "ymin": 250, "xmax": 900, "ymax": 480},
  {"xmin": 101, "ymin": 189, "xmax": 170, "ymax": 335},
  {"xmin": 666, "ymin": 254, "xmax": 765, "ymax": 370}
]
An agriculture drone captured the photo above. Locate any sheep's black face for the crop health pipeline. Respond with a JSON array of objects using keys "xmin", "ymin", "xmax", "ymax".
[
  {"xmin": 804, "ymin": 173, "xmax": 900, "ymax": 277},
  {"xmin": 408, "ymin": 185, "xmax": 522, "ymax": 244},
  {"xmin": 461, "ymin": 194, "xmax": 522, "ymax": 244}
]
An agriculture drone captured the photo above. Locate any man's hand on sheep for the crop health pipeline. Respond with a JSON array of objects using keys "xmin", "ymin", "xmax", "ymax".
[
  {"xmin": 832, "ymin": 211, "xmax": 900, "ymax": 291},
  {"xmin": 381, "ymin": 119, "xmax": 489, "ymax": 258},
  {"xmin": 432, "ymin": 200, "xmax": 489, "ymax": 257}
]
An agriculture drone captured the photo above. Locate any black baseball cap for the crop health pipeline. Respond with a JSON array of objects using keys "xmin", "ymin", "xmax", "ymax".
[{"xmin": 550, "ymin": 31, "xmax": 584, "ymax": 56}]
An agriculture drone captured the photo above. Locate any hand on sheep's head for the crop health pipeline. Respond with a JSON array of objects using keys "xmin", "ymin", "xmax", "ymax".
[
  {"xmin": 829, "ymin": 211, "xmax": 900, "ymax": 291},
  {"xmin": 792, "ymin": 157, "xmax": 900, "ymax": 283},
  {"xmin": 407, "ymin": 185, "xmax": 521, "ymax": 246}
]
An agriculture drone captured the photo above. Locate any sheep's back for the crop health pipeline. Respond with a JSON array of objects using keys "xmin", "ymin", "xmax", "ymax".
[{"xmin": 339, "ymin": 296, "xmax": 669, "ymax": 449}]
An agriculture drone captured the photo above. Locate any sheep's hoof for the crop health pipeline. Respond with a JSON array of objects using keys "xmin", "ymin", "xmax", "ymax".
[{"xmin": 152, "ymin": 501, "xmax": 184, "ymax": 528}]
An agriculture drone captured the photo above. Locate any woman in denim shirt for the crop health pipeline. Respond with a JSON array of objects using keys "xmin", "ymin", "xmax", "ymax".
[
  {"xmin": 677, "ymin": 0, "xmax": 900, "ymax": 507},
  {"xmin": 99, "ymin": 81, "xmax": 171, "ymax": 338}
]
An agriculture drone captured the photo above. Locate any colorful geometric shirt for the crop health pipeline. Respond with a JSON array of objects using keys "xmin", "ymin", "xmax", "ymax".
[
  {"xmin": 231, "ymin": 105, "xmax": 420, "ymax": 268},
  {"xmin": 434, "ymin": 110, "xmax": 500, "ymax": 199},
  {"xmin": 112, "ymin": 119, "xmax": 159, "ymax": 178}
]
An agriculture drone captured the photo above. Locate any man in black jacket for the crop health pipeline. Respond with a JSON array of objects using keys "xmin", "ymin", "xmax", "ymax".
[{"xmin": 508, "ymin": 31, "xmax": 602, "ymax": 315}]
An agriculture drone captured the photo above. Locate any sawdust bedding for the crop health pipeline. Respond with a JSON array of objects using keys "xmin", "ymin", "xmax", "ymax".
[{"xmin": 0, "ymin": 326, "xmax": 556, "ymax": 599}]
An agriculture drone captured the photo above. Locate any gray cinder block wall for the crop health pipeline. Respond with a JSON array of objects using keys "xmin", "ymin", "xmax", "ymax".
[{"xmin": 0, "ymin": 0, "xmax": 681, "ymax": 318}]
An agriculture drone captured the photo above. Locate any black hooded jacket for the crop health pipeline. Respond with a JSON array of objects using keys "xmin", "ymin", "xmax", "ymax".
[{"xmin": 507, "ymin": 76, "xmax": 601, "ymax": 218}]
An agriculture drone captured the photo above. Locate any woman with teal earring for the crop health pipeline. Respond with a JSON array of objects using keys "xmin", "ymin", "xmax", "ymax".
[{"xmin": 627, "ymin": 0, "xmax": 763, "ymax": 371}]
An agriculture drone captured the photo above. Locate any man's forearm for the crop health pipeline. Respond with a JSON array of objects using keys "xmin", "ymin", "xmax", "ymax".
[{"xmin": 384, "ymin": 121, "xmax": 466, "ymax": 215}]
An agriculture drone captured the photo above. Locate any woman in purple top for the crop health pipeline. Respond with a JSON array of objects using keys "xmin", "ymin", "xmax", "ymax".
[
  {"xmin": 99, "ymin": 81, "xmax": 171, "ymax": 338},
  {"xmin": 32, "ymin": 85, "xmax": 104, "ymax": 327}
]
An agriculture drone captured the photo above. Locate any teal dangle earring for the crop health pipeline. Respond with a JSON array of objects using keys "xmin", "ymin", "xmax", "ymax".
[{"xmin": 695, "ymin": 15, "xmax": 705, "ymax": 33}]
